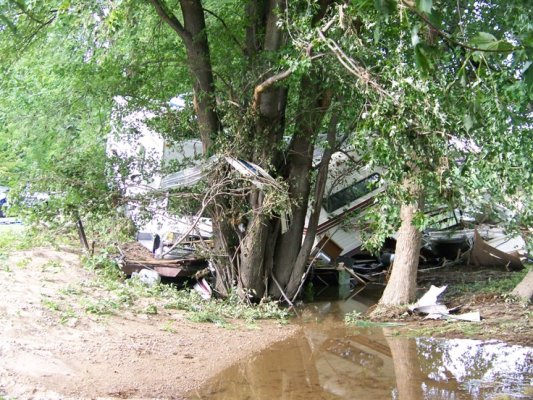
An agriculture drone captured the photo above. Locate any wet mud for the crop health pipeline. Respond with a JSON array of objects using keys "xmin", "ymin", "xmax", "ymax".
[{"xmin": 193, "ymin": 286, "xmax": 533, "ymax": 400}]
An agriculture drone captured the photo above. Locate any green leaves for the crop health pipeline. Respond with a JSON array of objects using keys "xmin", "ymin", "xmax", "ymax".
[
  {"xmin": 414, "ymin": 44, "xmax": 430, "ymax": 73},
  {"xmin": 411, "ymin": 25, "xmax": 432, "ymax": 73},
  {"xmin": 523, "ymin": 62, "xmax": 533, "ymax": 93},
  {"xmin": 463, "ymin": 113, "xmax": 473, "ymax": 133},
  {"xmin": 469, "ymin": 32, "xmax": 514, "ymax": 52},
  {"xmin": 374, "ymin": 0, "xmax": 396, "ymax": 16},
  {"xmin": 415, "ymin": 0, "xmax": 433, "ymax": 15}
]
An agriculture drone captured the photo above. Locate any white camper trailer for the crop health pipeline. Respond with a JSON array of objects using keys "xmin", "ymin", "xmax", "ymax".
[
  {"xmin": 156, "ymin": 147, "xmax": 384, "ymax": 261},
  {"xmin": 307, "ymin": 151, "xmax": 384, "ymax": 261},
  {"xmin": 109, "ymin": 111, "xmax": 384, "ymax": 261},
  {"xmin": 106, "ymin": 99, "xmax": 208, "ymax": 240}
]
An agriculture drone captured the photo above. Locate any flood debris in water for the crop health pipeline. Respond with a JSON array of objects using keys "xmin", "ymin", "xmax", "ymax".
[{"xmin": 410, "ymin": 285, "xmax": 481, "ymax": 322}]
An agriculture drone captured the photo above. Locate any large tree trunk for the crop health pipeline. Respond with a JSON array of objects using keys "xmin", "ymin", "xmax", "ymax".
[
  {"xmin": 233, "ymin": 0, "xmax": 288, "ymax": 298},
  {"xmin": 149, "ymin": 0, "xmax": 220, "ymax": 153},
  {"xmin": 238, "ymin": 190, "xmax": 270, "ymax": 298},
  {"xmin": 378, "ymin": 184, "xmax": 423, "ymax": 305},
  {"xmin": 150, "ymin": 0, "xmax": 336, "ymax": 301},
  {"xmin": 511, "ymin": 269, "xmax": 533, "ymax": 302},
  {"xmin": 270, "ymin": 77, "xmax": 332, "ymax": 298}
]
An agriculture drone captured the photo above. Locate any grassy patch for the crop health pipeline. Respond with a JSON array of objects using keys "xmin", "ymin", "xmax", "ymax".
[
  {"xmin": 0, "ymin": 228, "xmax": 67, "ymax": 252},
  {"xmin": 59, "ymin": 307, "xmax": 78, "ymax": 325},
  {"xmin": 83, "ymin": 298, "xmax": 121, "ymax": 316},
  {"xmin": 41, "ymin": 260, "xmax": 63, "ymax": 272},
  {"xmin": 345, "ymin": 310, "xmax": 405, "ymax": 327},
  {"xmin": 76, "ymin": 248, "xmax": 291, "ymax": 325},
  {"xmin": 446, "ymin": 264, "xmax": 531, "ymax": 299},
  {"xmin": 164, "ymin": 289, "xmax": 290, "ymax": 324},
  {"xmin": 0, "ymin": 252, "xmax": 10, "ymax": 271},
  {"xmin": 42, "ymin": 299, "xmax": 61, "ymax": 311},
  {"xmin": 161, "ymin": 320, "xmax": 177, "ymax": 333},
  {"xmin": 402, "ymin": 321, "xmax": 484, "ymax": 338}
]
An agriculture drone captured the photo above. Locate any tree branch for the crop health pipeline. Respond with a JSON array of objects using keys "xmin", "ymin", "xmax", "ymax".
[
  {"xmin": 252, "ymin": 68, "xmax": 293, "ymax": 110},
  {"xmin": 18, "ymin": 14, "xmax": 56, "ymax": 54},
  {"xmin": 202, "ymin": 7, "xmax": 245, "ymax": 52},
  {"xmin": 400, "ymin": 0, "xmax": 521, "ymax": 54},
  {"xmin": 318, "ymin": 29, "xmax": 392, "ymax": 98},
  {"xmin": 147, "ymin": 0, "xmax": 192, "ymax": 46}
]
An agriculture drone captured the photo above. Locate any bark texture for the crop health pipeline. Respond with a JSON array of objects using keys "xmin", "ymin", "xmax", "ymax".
[
  {"xmin": 511, "ymin": 269, "xmax": 533, "ymax": 302},
  {"xmin": 379, "ymin": 187, "xmax": 423, "ymax": 305},
  {"xmin": 149, "ymin": 0, "xmax": 220, "ymax": 152}
]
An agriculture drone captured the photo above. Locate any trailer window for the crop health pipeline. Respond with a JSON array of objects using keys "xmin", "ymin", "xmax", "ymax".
[{"xmin": 323, "ymin": 173, "xmax": 381, "ymax": 213}]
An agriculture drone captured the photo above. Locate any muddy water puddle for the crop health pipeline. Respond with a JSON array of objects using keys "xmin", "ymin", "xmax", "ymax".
[{"xmin": 192, "ymin": 286, "xmax": 533, "ymax": 400}]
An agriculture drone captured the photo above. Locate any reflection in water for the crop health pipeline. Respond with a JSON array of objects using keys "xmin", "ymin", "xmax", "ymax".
[
  {"xmin": 193, "ymin": 293, "xmax": 532, "ymax": 400},
  {"xmin": 416, "ymin": 338, "xmax": 533, "ymax": 399}
]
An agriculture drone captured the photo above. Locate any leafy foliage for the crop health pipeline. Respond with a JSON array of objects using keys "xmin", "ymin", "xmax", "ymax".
[{"xmin": 0, "ymin": 0, "xmax": 531, "ymax": 299}]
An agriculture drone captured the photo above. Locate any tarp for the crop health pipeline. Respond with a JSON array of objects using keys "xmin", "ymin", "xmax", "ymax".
[
  {"xmin": 470, "ymin": 230, "xmax": 523, "ymax": 271},
  {"xmin": 160, "ymin": 156, "xmax": 218, "ymax": 190}
]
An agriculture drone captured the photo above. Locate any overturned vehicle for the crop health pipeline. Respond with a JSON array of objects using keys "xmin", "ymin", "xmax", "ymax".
[{"xmin": 108, "ymin": 128, "xmax": 528, "ymax": 295}]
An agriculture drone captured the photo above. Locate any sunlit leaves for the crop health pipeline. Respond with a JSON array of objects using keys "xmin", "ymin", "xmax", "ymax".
[
  {"xmin": 414, "ymin": 44, "xmax": 430, "ymax": 73},
  {"xmin": 523, "ymin": 62, "xmax": 533, "ymax": 95},
  {"xmin": 415, "ymin": 0, "xmax": 432, "ymax": 15},
  {"xmin": 469, "ymin": 32, "xmax": 514, "ymax": 52}
]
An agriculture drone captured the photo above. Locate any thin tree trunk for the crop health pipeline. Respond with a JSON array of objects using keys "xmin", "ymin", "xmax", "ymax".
[
  {"xmin": 179, "ymin": 0, "xmax": 220, "ymax": 152},
  {"xmin": 284, "ymin": 111, "xmax": 338, "ymax": 298},
  {"xmin": 148, "ymin": 0, "xmax": 220, "ymax": 152}
]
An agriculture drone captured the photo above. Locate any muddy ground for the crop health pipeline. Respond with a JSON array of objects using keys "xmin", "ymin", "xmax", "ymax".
[
  {"xmin": 0, "ymin": 248, "xmax": 531, "ymax": 400},
  {"xmin": 0, "ymin": 248, "xmax": 298, "ymax": 400},
  {"xmin": 370, "ymin": 264, "xmax": 533, "ymax": 346}
]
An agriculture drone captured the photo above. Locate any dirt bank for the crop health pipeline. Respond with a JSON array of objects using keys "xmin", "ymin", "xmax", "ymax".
[
  {"xmin": 0, "ymin": 249, "xmax": 298, "ymax": 400},
  {"xmin": 370, "ymin": 264, "xmax": 533, "ymax": 346}
]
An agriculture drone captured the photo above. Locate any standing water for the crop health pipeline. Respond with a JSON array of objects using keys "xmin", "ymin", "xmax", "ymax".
[{"xmin": 192, "ymin": 285, "xmax": 533, "ymax": 400}]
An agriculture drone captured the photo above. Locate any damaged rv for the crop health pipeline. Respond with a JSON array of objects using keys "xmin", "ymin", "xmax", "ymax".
[
  {"xmin": 155, "ymin": 146, "xmax": 385, "ymax": 262},
  {"xmin": 108, "ymin": 119, "xmax": 384, "ymax": 267}
]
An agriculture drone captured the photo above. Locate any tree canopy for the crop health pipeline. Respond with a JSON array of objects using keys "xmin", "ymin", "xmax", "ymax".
[{"xmin": 1, "ymin": 0, "xmax": 531, "ymax": 301}]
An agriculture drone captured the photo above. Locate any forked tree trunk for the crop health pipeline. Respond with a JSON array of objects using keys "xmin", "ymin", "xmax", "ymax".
[
  {"xmin": 284, "ymin": 111, "xmax": 338, "ymax": 298},
  {"xmin": 151, "ymin": 0, "xmax": 336, "ymax": 300},
  {"xmin": 270, "ymin": 77, "xmax": 332, "ymax": 298},
  {"xmin": 378, "ymin": 185, "xmax": 423, "ymax": 305}
]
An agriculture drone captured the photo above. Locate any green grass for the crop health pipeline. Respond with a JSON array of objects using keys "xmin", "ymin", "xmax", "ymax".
[
  {"xmin": 42, "ymin": 299, "xmax": 61, "ymax": 311},
  {"xmin": 0, "ymin": 228, "xmax": 65, "ymax": 252},
  {"xmin": 41, "ymin": 260, "xmax": 63, "ymax": 272},
  {"xmin": 344, "ymin": 310, "xmax": 405, "ymax": 327},
  {"xmin": 59, "ymin": 307, "xmax": 78, "ymax": 325},
  {"xmin": 2, "ymin": 222, "xmax": 291, "ymax": 326},
  {"xmin": 75, "ymin": 248, "xmax": 291, "ymax": 324},
  {"xmin": 446, "ymin": 264, "xmax": 531, "ymax": 299},
  {"xmin": 402, "ymin": 321, "xmax": 483, "ymax": 338},
  {"xmin": 161, "ymin": 320, "xmax": 177, "ymax": 333},
  {"xmin": 83, "ymin": 298, "xmax": 121, "ymax": 316}
]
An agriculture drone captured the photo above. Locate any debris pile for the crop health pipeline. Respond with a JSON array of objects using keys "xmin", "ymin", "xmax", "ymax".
[
  {"xmin": 116, "ymin": 241, "xmax": 207, "ymax": 279},
  {"xmin": 409, "ymin": 285, "xmax": 481, "ymax": 322}
]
